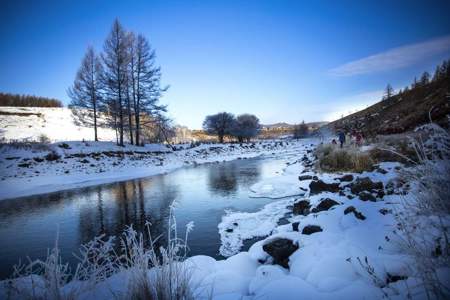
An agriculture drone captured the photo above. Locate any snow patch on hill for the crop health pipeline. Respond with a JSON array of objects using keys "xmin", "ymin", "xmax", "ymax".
[{"xmin": 0, "ymin": 106, "xmax": 116, "ymax": 142}]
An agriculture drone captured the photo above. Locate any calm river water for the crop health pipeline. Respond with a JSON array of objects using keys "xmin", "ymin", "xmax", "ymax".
[{"xmin": 0, "ymin": 155, "xmax": 292, "ymax": 279}]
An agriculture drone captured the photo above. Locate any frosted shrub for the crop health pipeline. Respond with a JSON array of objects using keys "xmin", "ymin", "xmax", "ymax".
[
  {"xmin": 7, "ymin": 232, "xmax": 77, "ymax": 300},
  {"xmin": 394, "ymin": 121, "xmax": 450, "ymax": 299},
  {"xmin": 5, "ymin": 209, "xmax": 196, "ymax": 300},
  {"xmin": 122, "ymin": 210, "xmax": 195, "ymax": 300}
]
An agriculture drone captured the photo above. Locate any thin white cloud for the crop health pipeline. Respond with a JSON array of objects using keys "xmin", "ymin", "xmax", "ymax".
[
  {"xmin": 328, "ymin": 35, "xmax": 450, "ymax": 76},
  {"xmin": 321, "ymin": 90, "xmax": 384, "ymax": 122}
]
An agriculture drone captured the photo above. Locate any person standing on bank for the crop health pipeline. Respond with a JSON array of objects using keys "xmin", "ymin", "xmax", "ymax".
[{"xmin": 338, "ymin": 131, "xmax": 346, "ymax": 148}]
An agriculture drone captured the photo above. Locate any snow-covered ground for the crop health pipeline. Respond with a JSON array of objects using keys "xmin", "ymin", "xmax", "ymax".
[
  {"xmin": 1, "ymin": 113, "xmax": 448, "ymax": 299},
  {"xmin": 0, "ymin": 139, "xmax": 299, "ymax": 200},
  {"xmin": 0, "ymin": 106, "xmax": 117, "ymax": 142},
  {"xmin": 2, "ymin": 138, "xmax": 446, "ymax": 300}
]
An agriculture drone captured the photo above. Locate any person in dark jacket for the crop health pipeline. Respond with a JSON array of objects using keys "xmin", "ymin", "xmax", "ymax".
[{"xmin": 338, "ymin": 131, "xmax": 346, "ymax": 148}]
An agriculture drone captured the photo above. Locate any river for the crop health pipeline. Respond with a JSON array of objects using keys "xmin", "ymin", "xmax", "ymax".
[{"xmin": 0, "ymin": 154, "xmax": 293, "ymax": 279}]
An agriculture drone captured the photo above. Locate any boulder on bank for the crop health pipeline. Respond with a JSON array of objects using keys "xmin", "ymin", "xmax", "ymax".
[
  {"xmin": 358, "ymin": 191, "xmax": 376, "ymax": 202},
  {"xmin": 302, "ymin": 225, "xmax": 323, "ymax": 235},
  {"xmin": 311, "ymin": 198, "xmax": 340, "ymax": 213},
  {"xmin": 309, "ymin": 180, "xmax": 340, "ymax": 195},
  {"xmin": 337, "ymin": 174, "xmax": 354, "ymax": 182},
  {"xmin": 263, "ymin": 238, "xmax": 299, "ymax": 268},
  {"xmin": 344, "ymin": 206, "xmax": 366, "ymax": 220},
  {"xmin": 292, "ymin": 222, "xmax": 300, "ymax": 232},
  {"xmin": 293, "ymin": 200, "xmax": 311, "ymax": 216},
  {"xmin": 349, "ymin": 177, "xmax": 384, "ymax": 194},
  {"xmin": 298, "ymin": 175, "xmax": 313, "ymax": 181}
]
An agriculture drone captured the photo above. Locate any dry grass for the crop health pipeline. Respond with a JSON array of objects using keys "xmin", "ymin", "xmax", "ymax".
[
  {"xmin": 387, "ymin": 121, "xmax": 450, "ymax": 299},
  {"xmin": 5, "ymin": 208, "xmax": 196, "ymax": 300},
  {"xmin": 316, "ymin": 144, "xmax": 374, "ymax": 173}
]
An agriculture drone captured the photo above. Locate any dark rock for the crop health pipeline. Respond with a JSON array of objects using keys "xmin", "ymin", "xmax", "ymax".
[
  {"xmin": 311, "ymin": 198, "xmax": 340, "ymax": 213},
  {"xmin": 309, "ymin": 180, "xmax": 340, "ymax": 195},
  {"xmin": 293, "ymin": 200, "xmax": 311, "ymax": 216},
  {"xmin": 225, "ymin": 228, "xmax": 233, "ymax": 233},
  {"xmin": 45, "ymin": 151, "xmax": 61, "ymax": 161},
  {"xmin": 337, "ymin": 174, "xmax": 354, "ymax": 182},
  {"xmin": 277, "ymin": 217, "xmax": 290, "ymax": 225},
  {"xmin": 312, "ymin": 176, "xmax": 319, "ymax": 180},
  {"xmin": 339, "ymin": 191, "xmax": 345, "ymax": 196},
  {"xmin": 347, "ymin": 195, "xmax": 355, "ymax": 200},
  {"xmin": 292, "ymin": 222, "xmax": 300, "ymax": 232},
  {"xmin": 344, "ymin": 206, "xmax": 366, "ymax": 220},
  {"xmin": 58, "ymin": 143, "xmax": 71, "ymax": 149},
  {"xmin": 33, "ymin": 157, "xmax": 44, "ymax": 163},
  {"xmin": 379, "ymin": 208, "xmax": 392, "ymax": 215},
  {"xmin": 386, "ymin": 273, "xmax": 408, "ymax": 284},
  {"xmin": 358, "ymin": 191, "xmax": 376, "ymax": 202},
  {"xmin": 263, "ymin": 238, "xmax": 299, "ymax": 268},
  {"xmin": 377, "ymin": 168, "xmax": 388, "ymax": 174},
  {"xmin": 349, "ymin": 177, "xmax": 384, "ymax": 194},
  {"xmin": 18, "ymin": 163, "xmax": 31, "ymax": 168},
  {"xmin": 80, "ymin": 159, "xmax": 90, "ymax": 164},
  {"xmin": 298, "ymin": 175, "xmax": 313, "ymax": 181},
  {"xmin": 302, "ymin": 225, "xmax": 323, "ymax": 235}
]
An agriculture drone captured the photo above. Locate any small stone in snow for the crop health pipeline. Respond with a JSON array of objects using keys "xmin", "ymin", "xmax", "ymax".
[{"xmin": 302, "ymin": 225, "xmax": 323, "ymax": 235}]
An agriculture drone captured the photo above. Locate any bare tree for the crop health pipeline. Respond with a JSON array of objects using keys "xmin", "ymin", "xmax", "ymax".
[
  {"xmin": 102, "ymin": 19, "xmax": 129, "ymax": 146},
  {"xmin": 132, "ymin": 34, "xmax": 168, "ymax": 146},
  {"xmin": 384, "ymin": 84, "xmax": 394, "ymax": 100},
  {"xmin": 420, "ymin": 71, "xmax": 430, "ymax": 86},
  {"xmin": 203, "ymin": 112, "xmax": 235, "ymax": 143},
  {"xmin": 68, "ymin": 46, "xmax": 103, "ymax": 141}
]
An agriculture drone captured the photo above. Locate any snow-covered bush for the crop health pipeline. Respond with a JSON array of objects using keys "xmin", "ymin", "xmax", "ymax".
[
  {"xmin": 393, "ymin": 121, "xmax": 450, "ymax": 299},
  {"xmin": 6, "ymin": 231, "xmax": 78, "ymax": 300},
  {"xmin": 121, "ymin": 215, "xmax": 195, "ymax": 300},
  {"xmin": 5, "ymin": 209, "xmax": 196, "ymax": 300}
]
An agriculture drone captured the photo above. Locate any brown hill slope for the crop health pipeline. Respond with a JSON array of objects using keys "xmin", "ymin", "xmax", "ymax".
[{"xmin": 329, "ymin": 77, "xmax": 450, "ymax": 136}]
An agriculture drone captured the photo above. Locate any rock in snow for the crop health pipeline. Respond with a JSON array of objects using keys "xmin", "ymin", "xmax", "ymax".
[
  {"xmin": 311, "ymin": 198, "xmax": 340, "ymax": 213},
  {"xmin": 309, "ymin": 180, "xmax": 341, "ymax": 194},
  {"xmin": 262, "ymin": 238, "xmax": 299, "ymax": 268},
  {"xmin": 302, "ymin": 225, "xmax": 323, "ymax": 235}
]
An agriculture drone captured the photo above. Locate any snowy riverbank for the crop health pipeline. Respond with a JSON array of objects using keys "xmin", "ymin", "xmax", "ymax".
[
  {"xmin": 0, "ymin": 140, "xmax": 301, "ymax": 200},
  {"xmin": 1, "ymin": 138, "xmax": 448, "ymax": 299}
]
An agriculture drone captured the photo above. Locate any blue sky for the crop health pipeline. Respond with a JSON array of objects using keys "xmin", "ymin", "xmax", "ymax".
[{"xmin": 1, "ymin": 0, "xmax": 450, "ymax": 129}]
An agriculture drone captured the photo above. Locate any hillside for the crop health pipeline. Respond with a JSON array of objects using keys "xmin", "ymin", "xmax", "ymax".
[
  {"xmin": 0, "ymin": 107, "xmax": 116, "ymax": 142},
  {"xmin": 329, "ymin": 76, "xmax": 450, "ymax": 136}
]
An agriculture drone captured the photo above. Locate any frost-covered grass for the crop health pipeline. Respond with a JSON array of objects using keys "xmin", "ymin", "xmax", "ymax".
[
  {"xmin": 2, "ymin": 208, "xmax": 196, "ymax": 300},
  {"xmin": 392, "ymin": 122, "xmax": 450, "ymax": 299}
]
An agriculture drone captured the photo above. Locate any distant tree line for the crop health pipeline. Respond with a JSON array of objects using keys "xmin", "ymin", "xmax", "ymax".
[
  {"xmin": 203, "ymin": 112, "xmax": 261, "ymax": 143},
  {"xmin": 383, "ymin": 58, "xmax": 450, "ymax": 100},
  {"xmin": 0, "ymin": 93, "xmax": 63, "ymax": 107},
  {"xmin": 293, "ymin": 121, "xmax": 309, "ymax": 139},
  {"xmin": 68, "ymin": 19, "xmax": 169, "ymax": 146}
]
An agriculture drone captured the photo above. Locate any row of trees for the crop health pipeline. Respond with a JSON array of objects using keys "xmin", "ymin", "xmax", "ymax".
[
  {"xmin": 203, "ymin": 112, "xmax": 261, "ymax": 143},
  {"xmin": 384, "ymin": 58, "xmax": 450, "ymax": 99},
  {"xmin": 68, "ymin": 19, "xmax": 168, "ymax": 146},
  {"xmin": 0, "ymin": 93, "xmax": 63, "ymax": 107},
  {"xmin": 293, "ymin": 121, "xmax": 309, "ymax": 139}
]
